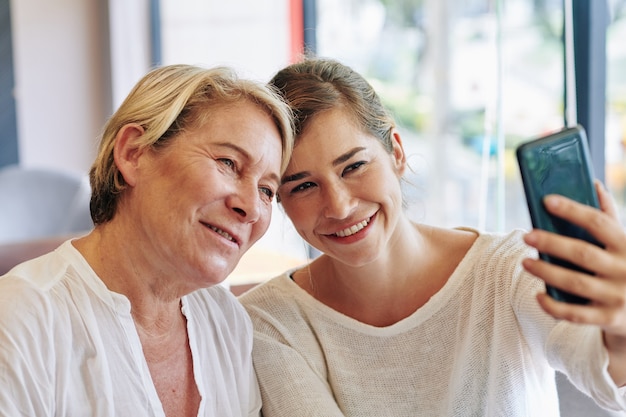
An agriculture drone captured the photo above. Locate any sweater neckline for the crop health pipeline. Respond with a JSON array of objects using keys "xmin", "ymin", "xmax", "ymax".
[{"xmin": 282, "ymin": 230, "xmax": 490, "ymax": 334}]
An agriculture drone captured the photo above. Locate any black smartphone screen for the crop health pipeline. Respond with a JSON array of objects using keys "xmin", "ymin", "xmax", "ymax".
[{"xmin": 516, "ymin": 125, "xmax": 603, "ymax": 304}]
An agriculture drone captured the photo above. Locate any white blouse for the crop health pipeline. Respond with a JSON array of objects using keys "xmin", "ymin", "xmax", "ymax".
[{"xmin": 0, "ymin": 240, "xmax": 261, "ymax": 417}]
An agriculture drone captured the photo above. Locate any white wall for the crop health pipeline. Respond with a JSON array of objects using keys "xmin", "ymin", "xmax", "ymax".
[
  {"xmin": 10, "ymin": 0, "xmax": 292, "ymax": 177},
  {"xmin": 160, "ymin": 0, "xmax": 291, "ymax": 82},
  {"xmin": 10, "ymin": 0, "xmax": 111, "ymax": 177},
  {"xmin": 108, "ymin": 0, "xmax": 152, "ymax": 110}
]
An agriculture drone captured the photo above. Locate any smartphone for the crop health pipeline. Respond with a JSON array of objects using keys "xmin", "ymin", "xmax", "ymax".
[{"xmin": 516, "ymin": 125, "xmax": 603, "ymax": 304}]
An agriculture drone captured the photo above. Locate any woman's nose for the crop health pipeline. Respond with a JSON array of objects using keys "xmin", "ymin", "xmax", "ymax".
[
  {"xmin": 228, "ymin": 182, "xmax": 262, "ymax": 223},
  {"xmin": 322, "ymin": 182, "xmax": 355, "ymax": 220}
]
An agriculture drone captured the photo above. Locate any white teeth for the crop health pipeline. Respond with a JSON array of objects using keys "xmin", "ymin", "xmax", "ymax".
[
  {"xmin": 335, "ymin": 218, "xmax": 370, "ymax": 237},
  {"xmin": 209, "ymin": 226, "xmax": 235, "ymax": 241}
]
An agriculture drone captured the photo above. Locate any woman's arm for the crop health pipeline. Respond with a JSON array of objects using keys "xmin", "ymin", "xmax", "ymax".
[{"xmin": 252, "ymin": 331, "xmax": 346, "ymax": 417}]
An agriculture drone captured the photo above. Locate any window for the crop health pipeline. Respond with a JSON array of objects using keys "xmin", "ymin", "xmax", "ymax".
[
  {"xmin": 316, "ymin": 0, "xmax": 566, "ymax": 232},
  {"xmin": 155, "ymin": 0, "xmax": 624, "ymax": 285}
]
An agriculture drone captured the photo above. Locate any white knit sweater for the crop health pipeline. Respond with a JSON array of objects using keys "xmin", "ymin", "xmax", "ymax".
[{"xmin": 240, "ymin": 230, "xmax": 626, "ymax": 416}]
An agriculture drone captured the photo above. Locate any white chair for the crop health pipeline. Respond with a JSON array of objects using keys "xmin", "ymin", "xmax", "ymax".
[{"xmin": 0, "ymin": 165, "xmax": 93, "ymax": 244}]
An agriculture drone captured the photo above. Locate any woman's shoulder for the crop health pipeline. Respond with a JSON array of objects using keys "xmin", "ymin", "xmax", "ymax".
[
  {"xmin": 188, "ymin": 283, "xmax": 246, "ymax": 317},
  {"xmin": 237, "ymin": 268, "xmax": 328, "ymax": 331},
  {"xmin": 472, "ymin": 228, "xmax": 532, "ymax": 255},
  {"xmin": 453, "ymin": 228, "xmax": 537, "ymax": 289},
  {"xmin": 442, "ymin": 227, "xmax": 534, "ymax": 280},
  {"xmin": 2, "ymin": 239, "xmax": 77, "ymax": 288},
  {"xmin": 416, "ymin": 224, "xmax": 480, "ymax": 252},
  {"xmin": 439, "ymin": 226, "xmax": 529, "ymax": 253},
  {"xmin": 238, "ymin": 270, "xmax": 300, "ymax": 307}
]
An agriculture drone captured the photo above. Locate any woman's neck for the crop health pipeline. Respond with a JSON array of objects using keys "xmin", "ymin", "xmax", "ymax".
[{"xmin": 294, "ymin": 223, "xmax": 478, "ymax": 326}]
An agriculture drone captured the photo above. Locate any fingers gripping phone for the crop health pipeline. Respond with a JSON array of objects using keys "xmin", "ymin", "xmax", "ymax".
[{"xmin": 516, "ymin": 125, "xmax": 603, "ymax": 304}]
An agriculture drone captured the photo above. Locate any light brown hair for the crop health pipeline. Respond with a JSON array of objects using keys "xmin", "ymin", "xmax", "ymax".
[{"xmin": 269, "ymin": 57, "xmax": 396, "ymax": 152}]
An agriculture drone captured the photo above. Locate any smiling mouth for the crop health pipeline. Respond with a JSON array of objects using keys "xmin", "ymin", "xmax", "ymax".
[
  {"xmin": 334, "ymin": 217, "xmax": 371, "ymax": 237},
  {"xmin": 207, "ymin": 225, "xmax": 236, "ymax": 242}
]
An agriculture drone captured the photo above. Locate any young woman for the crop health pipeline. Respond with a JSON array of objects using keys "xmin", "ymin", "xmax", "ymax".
[{"xmin": 239, "ymin": 57, "xmax": 626, "ymax": 416}]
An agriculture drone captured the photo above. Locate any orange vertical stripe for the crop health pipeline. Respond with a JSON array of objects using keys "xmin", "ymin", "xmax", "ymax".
[{"xmin": 289, "ymin": 0, "xmax": 304, "ymax": 63}]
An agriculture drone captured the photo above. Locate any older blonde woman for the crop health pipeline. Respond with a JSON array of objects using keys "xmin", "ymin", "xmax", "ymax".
[{"xmin": 0, "ymin": 64, "xmax": 293, "ymax": 417}]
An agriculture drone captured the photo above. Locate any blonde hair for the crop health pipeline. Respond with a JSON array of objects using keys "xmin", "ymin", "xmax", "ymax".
[{"xmin": 89, "ymin": 64, "xmax": 294, "ymax": 224}]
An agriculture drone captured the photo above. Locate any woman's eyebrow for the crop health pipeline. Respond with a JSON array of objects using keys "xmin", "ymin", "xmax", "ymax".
[
  {"xmin": 281, "ymin": 147, "xmax": 367, "ymax": 185},
  {"xmin": 332, "ymin": 147, "xmax": 366, "ymax": 166},
  {"xmin": 281, "ymin": 171, "xmax": 309, "ymax": 185}
]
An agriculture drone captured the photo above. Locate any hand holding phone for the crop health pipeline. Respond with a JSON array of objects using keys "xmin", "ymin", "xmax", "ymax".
[{"xmin": 516, "ymin": 125, "xmax": 603, "ymax": 304}]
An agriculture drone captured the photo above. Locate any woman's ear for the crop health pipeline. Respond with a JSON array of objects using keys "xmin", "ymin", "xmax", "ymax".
[
  {"xmin": 390, "ymin": 129, "xmax": 407, "ymax": 176},
  {"xmin": 113, "ymin": 123, "xmax": 146, "ymax": 188}
]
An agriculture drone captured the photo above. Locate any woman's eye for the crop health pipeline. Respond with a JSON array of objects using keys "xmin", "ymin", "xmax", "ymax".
[
  {"xmin": 218, "ymin": 158, "xmax": 236, "ymax": 170},
  {"xmin": 343, "ymin": 161, "xmax": 366, "ymax": 175},
  {"xmin": 290, "ymin": 181, "xmax": 315, "ymax": 194},
  {"xmin": 259, "ymin": 187, "xmax": 275, "ymax": 200}
]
